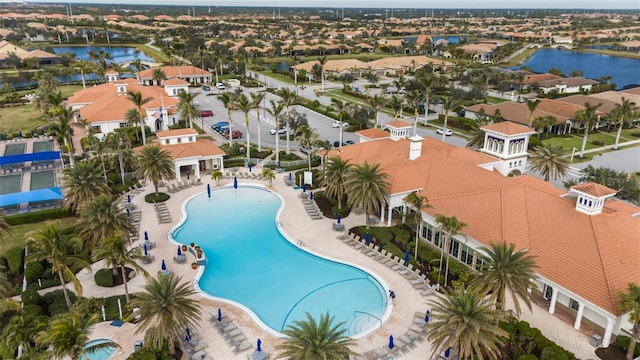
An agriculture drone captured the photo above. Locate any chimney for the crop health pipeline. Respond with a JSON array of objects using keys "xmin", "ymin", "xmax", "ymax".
[{"xmin": 409, "ymin": 135, "xmax": 423, "ymax": 160}]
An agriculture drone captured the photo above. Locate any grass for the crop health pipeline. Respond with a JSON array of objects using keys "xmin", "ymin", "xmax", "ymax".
[
  {"xmin": 135, "ymin": 44, "xmax": 170, "ymax": 63},
  {"xmin": 258, "ymin": 70, "xmax": 296, "ymax": 85},
  {"xmin": 541, "ymin": 134, "xmax": 597, "ymax": 152},
  {"xmin": 0, "ymin": 216, "xmax": 77, "ymax": 255},
  {"xmin": 485, "ymin": 96, "xmax": 505, "ymax": 104},
  {"xmin": 262, "ymin": 52, "xmax": 394, "ymax": 65}
]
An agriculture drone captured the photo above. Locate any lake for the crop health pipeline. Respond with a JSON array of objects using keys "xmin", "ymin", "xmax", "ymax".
[
  {"xmin": 514, "ymin": 48, "xmax": 640, "ymax": 89},
  {"xmin": 51, "ymin": 46, "xmax": 155, "ymax": 63}
]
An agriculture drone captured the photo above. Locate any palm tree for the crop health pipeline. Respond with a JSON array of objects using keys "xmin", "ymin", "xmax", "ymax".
[
  {"xmin": 267, "ymin": 100, "xmax": 284, "ymax": 164},
  {"xmin": 126, "ymin": 90, "xmax": 153, "ymax": 146},
  {"xmin": 317, "ymin": 55, "xmax": 328, "ymax": 92},
  {"xmin": 404, "ymin": 192, "xmax": 431, "ymax": 263},
  {"xmin": 105, "ymin": 132, "xmax": 130, "ymax": 185},
  {"xmin": 345, "ymin": 162, "xmax": 390, "ymax": 229},
  {"xmin": 427, "ymin": 289, "xmax": 508, "ymax": 360},
  {"xmin": 93, "ymin": 236, "xmax": 149, "ymax": 302},
  {"xmin": 295, "ymin": 125, "xmax": 319, "ymax": 171},
  {"xmin": 618, "ymin": 282, "xmax": 640, "ymax": 360},
  {"xmin": 74, "ymin": 59, "xmax": 94, "ymax": 89},
  {"xmin": 0, "ymin": 262, "xmax": 20, "ymax": 314},
  {"xmin": 434, "ymin": 214, "xmax": 466, "ymax": 287},
  {"xmin": 262, "ymin": 168, "xmax": 276, "ymax": 186},
  {"xmin": 219, "ymin": 91, "xmax": 235, "ymax": 146},
  {"xmin": 330, "ymin": 98, "xmax": 351, "ymax": 147},
  {"xmin": 151, "ymin": 68, "xmax": 166, "ymax": 85},
  {"xmin": 250, "ymin": 91, "xmax": 266, "ymax": 151},
  {"xmin": 3, "ymin": 308, "xmax": 46, "ymax": 352},
  {"xmin": 211, "ymin": 170, "xmax": 223, "ymax": 185},
  {"xmin": 466, "ymin": 121, "xmax": 487, "ymax": 150},
  {"xmin": 277, "ymin": 88, "xmax": 298, "ymax": 154},
  {"xmin": 472, "ymin": 241, "xmax": 538, "ymax": 315},
  {"xmin": 234, "ymin": 93, "xmax": 253, "ymax": 162},
  {"xmin": 526, "ymin": 99, "xmax": 541, "ymax": 126},
  {"xmin": 417, "ymin": 72, "xmax": 434, "ymax": 125},
  {"xmin": 441, "ymin": 96, "xmax": 461, "ymax": 143},
  {"xmin": 62, "ymin": 161, "xmax": 110, "ymax": 213},
  {"xmin": 135, "ymin": 144, "xmax": 175, "ymax": 196},
  {"xmin": 49, "ymin": 106, "xmax": 77, "ymax": 167},
  {"xmin": 131, "ymin": 59, "xmax": 143, "ymax": 83},
  {"xmin": 77, "ymin": 195, "xmax": 136, "ymax": 248},
  {"xmin": 531, "ymin": 116, "xmax": 555, "ymax": 139},
  {"xmin": 574, "ymin": 102, "xmax": 602, "ymax": 158},
  {"xmin": 37, "ymin": 71, "xmax": 59, "ymax": 92},
  {"xmin": 366, "ymin": 94, "xmax": 387, "ymax": 128},
  {"xmin": 406, "ymin": 89, "xmax": 423, "ymax": 135},
  {"xmin": 34, "ymin": 89, "xmax": 62, "ymax": 115},
  {"xmin": 124, "ymin": 108, "xmax": 143, "ymax": 142},
  {"xmin": 276, "ymin": 312, "xmax": 355, "ymax": 360},
  {"xmin": 612, "ymin": 97, "xmax": 636, "ymax": 150},
  {"xmin": 177, "ymin": 90, "xmax": 198, "ymax": 129},
  {"xmin": 389, "ymin": 95, "xmax": 404, "ymax": 120},
  {"xmin": 25, "ymin": 223, "xmax": 91, "ymax": 308},
  {"xmin": 529, "ymin": 144, "xmax": 569, "ymax": 182},
  {"xmin": 131, "ymin": 274, "xmax": 201, "ymax": 354},
  {"xmin": 37, "ymin": 313, "xmax": 117, "ymax": 360}
]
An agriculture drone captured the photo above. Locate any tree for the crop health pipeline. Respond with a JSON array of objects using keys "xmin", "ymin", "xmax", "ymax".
[
  {"xmin": 105, "ymin": 132, "xmax": 130, "ymax": 185},
  {"xmin": 548, "ymin": 67, "xmax": 564, "ymax": 77},
  {"xmin": 532, "ymin": 116, "xmax": 555, "ymax": 139},
  {"xmin": 37, "ymin": 313, "xmax": 117, "ymax": 360},
  {"xmin": 345, "ymin": 162, "xmax": 390, "ymax": 229},
  {"xmin": 405, "ymin": 89, "xmax": 423, "ymax": 135},
  {"xmin": 62, "ymin": 161, "xmax": 110, "ymax": 213},
  {"xmin": 177, "ymin": 90, "xmax": 198, "ymax": 129},
  {"xmin": 219, "ymin": 92, "xmax": 235, "ymax": 146},
  {"xmin": 262, "ymin": 168, "xmax": 276, "ymax": 186},
  {"xmin": 131, "ymin": 59, "xmax": 143, "ymax": 83},
  {"xmin": 37, "ymin": 71, "xmax": 59, "ymax": 92},
  {"xmin": 266, "ymin": 100, "xmax": 284, "ymax": 166},
  {"xmin": 434, "ymin": 214, "xmax": 466, "ymax": 287},
  {"xmin": 276, "ymin": 312, "xmax": 355, "ymax": 360},
  {"xmin": 135, "ymin": 144, "xmax": 175, "ymax": 195},
  {"xmin": 211, "ymin": 170, "xmax": 223, "ymax": 185},
  {"xmin": 472, "ymin": 242, "xmax": 538, "ymax": 315},
  {"xmin": 3, "ymin": 308, "xmax": 46, "ymax": 353},
  {"xmin": 93, "ymin": 236, "xmax": 149, "ymax": 302},
  {"xmin": 151, "ymin": 68, "xmax": 166, "ymax": 85},
  {"xmin": 466, "ymin": 120, "xmax": 487, "ymax": 150},
  {"xmin": 526, "ymin": 99, "xmax": 541, "ymax": 126},
  {"xmin": 611, "ymin": 97, "xmax": 637, "ymax": 150},
  {"xmin": 25, "ymin": 223, "xmax": 91, "ymax": 308},
  {"xmin": 277, "ymin": 88, "xmax": 298, "ymax": 154},
  {"xmin": 74, "ymin": 59, "xmax": 94, "ymax": 90},
  {"xmin": 131, "ymin": 274, "xmax": 201, "ymax": 354},
  {"xmin": 295, "ymin": 125, "xmax": 319, "ymax": 171},
  {"xmin": 404, "ymin": 192, "xmax": 431, "ymax": 263},
  {"xmin": 570, "ymin": 69, "xmax": 583, "ymax": 77},
  {"xmin": 49, "ymin": 106, "xmax": 77, "ymax": 167},
  {"xmin": 427, "ymin": 289, "xmax": 508, "ymax": 360},
  {"xmin": 317, "ymin": 55, "xmax": 327, "ymax": 92},
  {"xmin": 250, "ymin": 91, "xmax": 266, "ymax": 151},
  {"xmin": 77, "ymin": 195, "xmax": 136, "ymax": 248},
  {"xmin": 574, "ymin": 102, "xmax": 602, "ymax": 158},
  {"xmin": 127, "ymin": 90, "xmax": 153, "ymax": 146},
  {"xmin": 330, "ymin": 98, "xmax": 351, "ymax": 147},
  {"xmin": 234, "ymin": 93, "xmax": 253, "ymax": 162},
  {"xmin": 565, "ymin": 165, "xmax": 640, "ymax": 206},
  {"xmin": 618, "ymin": 282, "xmax": 640, "ymax": 360},
  {"xmin": 389, "ymin": 95, "xmax": 404, "ymax": 120},
  {"xmin": 441, "ymin": 96, "xmax": 461, "ymax": 143},
  {"xmin": 366, "ymin": 94, "xmax": 387, "ymax": 128},
  {"xmin": 529, "ymin": 144, "xmax": 569, "ymax": 182}
]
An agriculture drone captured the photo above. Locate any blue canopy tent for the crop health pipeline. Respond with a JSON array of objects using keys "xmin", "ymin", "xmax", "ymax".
[
  {"xmin": 0, "ymin": 187, "xmax": 63, "ymax": 207},
  {"xmin": 0, "ymin": 151, "xmax": 61, "ymax": 166}
]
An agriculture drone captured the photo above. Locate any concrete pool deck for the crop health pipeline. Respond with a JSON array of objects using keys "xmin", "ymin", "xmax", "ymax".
[{"xmin": 73, "ymin": 171, "xmax": 596, "ymax": 360}]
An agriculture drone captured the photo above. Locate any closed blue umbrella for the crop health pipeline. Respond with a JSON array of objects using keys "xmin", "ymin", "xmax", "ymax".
[
  {"xmin": 388, "ymin": 335, "xmax": 394, "ymax": 350},
  {"xmin": 337, "ymin": 214, "xmax": 341, "ymax": 224},
  {"xmin": 310, "ymin": 191, "xmax": 313, "ymax": 200},
  {"xmin": 127, "ymin": 194, "xmax": 131, "ymax": 203},
  {"xmin": 186, "ymin": 327, "xmax": 191, "ymax": 341},
  {"xmin": 186, "ymin": 170, "xmax": 190, "ymax": 180},
  {"xmin": 444, "ymin": 348, "xmax": 451, "ymax": 358},
  {"xmin": 207, "ymin": 183, "xmax": 211, "ymax": 198},
  {"xmin": 143, "ymin": 243, "xmax": 148, "ymax": 256},
  {"xmin": 234, "ymin": 176, "xmax": 238, "ymax": 189},
  {"xmin": 144, "ymin": 231, "xmax": 148, "ymax": 241},
  {"xmin": 302, "ymin": 184, "xmax": 307, "ymax": 193},
  {"xmin": 425, "ymin": 310, "xmax": 430, "ymax": 323},
  {"xmin": 161, "ymin": 259, "xmax": 166, "ymax": 271},
  {"xmin": 217, "ymin": 308, "xmax": 222, "ymax": 321},
  {"xmin": 126, "ymin": 208, "xmax": 130, "ymax": 214},
  {"xmin": 31, "ymin": 130, "xmax": 35, "ymax": 137},
  {"xmin": 288, "ymin": 172, "xmax": 292, "ymax": 180},
  {"xmin": 19, "ymin": 131, "xmax": 22, "ymax": 138},
  {"xmin": 257, "ymin": 339, "xmax": 262, "ymax": 352},
  {"xmin": 177, "ymin": 246, "xmax": 182, "ymax": 256},
  {"xmin": 248, "ymin": 163, "xmax": 252, "ymax": 172},
  {"xmin": 404, "ymin": 249, "xmax": 410, "ymax": 265},
  {"xmin": 365, "ymin": 232, "xmax": 370, "ymax": 245}
]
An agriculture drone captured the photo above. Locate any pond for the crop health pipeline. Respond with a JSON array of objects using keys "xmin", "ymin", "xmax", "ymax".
[
  {"xmin": 52, "ymin": 46, "xmax": 155, "ymax": 63},
  {"xmin": 512, "ymin": 48, "xmax": 640, "ymax": 89}
]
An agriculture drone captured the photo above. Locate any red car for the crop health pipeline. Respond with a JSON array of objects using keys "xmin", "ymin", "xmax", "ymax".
[
  {"xmin": 224, "ymin": 130, "xmax": 243, "ymax": 139},
  {"xmin": 200, "ymin": 110, "xmax": 214, "ymax": 117}
]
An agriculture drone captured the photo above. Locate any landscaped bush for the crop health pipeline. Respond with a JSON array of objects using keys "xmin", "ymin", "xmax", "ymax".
[
  {"xmin": 105, "ymin": 294, "xmax": 131, "ymax": 320},
  {"xmin": 447, "ymin": 259, "xmax": 467, "ymax": 276},
  {"xmin": 94, "ymin": 268, "xmax": 115, "ymax": 287},
  {"xmin": 390, "ymin": 227, "xmax": 411, "ymax": 244},
  {"xmin": 144, "ymin": 193, "xmax": 170, "ymax": 203},
  {"xmin": 500, "ymin": 317, "xmax": 577, "ymax": 360},
  {"xmin": 126, "ymin": 347, "xmax": 173, "ymax": 360},
  {"xmin": 540, "ymin": 346, "xmax": 568, "ymax": 360},
  {"xmin": 591, "ymin": 140, "xmax": 605, "ymax": 146},
  {"xmin": 21, "ymin": 288, "xmax": 41, "ymax": 305},
  {"xmin": 24, "ymin": 262, "xmax": 45, "ymax": 284},
  {"xmin": 42, "ymin": 289, "xmax": 77, "ymax": 316},
  {"xmin": 71, "ymin": 297, "xmax": 106, "ymax": 319},
  {"xmin": 22, "ymin": 304, "xmax": 43, "ymax": 317},
  {"xmin": 5, "ymin": 208, "xmax": 72, "ymax": 225},
  {"xmin": 518, "ymin": 355, "xmax": 539, "ymax": 360},
  {"xmin": 615, "ymin": 335, "xmax": 640, "ymax": 357},
  {"xmin": 630, "ymin": 131, "xmax": 640, "ymax": 138},
  {"xmin": 5, "ymin": 246, "xmax": 24, "ymax": 275}
]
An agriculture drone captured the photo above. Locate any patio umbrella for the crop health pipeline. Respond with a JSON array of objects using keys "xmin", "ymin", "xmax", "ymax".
[
  {"xmin": 404, "ymin": 249, "xmax": 410, "ymax": 265},
  {"xmin": 207, "ymin": 183, "xmax": 211, "ymax": 198},
  {"xmin": 337, "ymin": 214, "xmax": 341, "ymax": 224},
  {"xmin": 186, "ymin": 170, "xmax": 190, "ymax": 180},
  {"xmin": 310, "ymin": 191, "xmax": 313, "ymax": 200},
  {"xmin": 288, "ymin": 172, "xmax": 292, "ymax": 180},
  {"xmin": 126, "ymin": 208, "xmax": 130, "ymax": 214},
  {"xmin": 257, "ymin": 339, "xmax": 262, "ymax": 352},
  {"xmin": 425, "ymin": 312, "xmax": 429, "ymax": 323},
  {"xmin": 144, "ymin": 231, "xmax": 148, "ymax": 241},
  {"xmin": 186, "ymin": 327, "xmax": 192, "ymax": 341},
  {"xmin": 143, "ymin": 243, "xmax": 148, "ymax": 256},
  {"xmin": 365, "ymin": 232, "xmax": 370, "ymax": 245},
  {"xmin": 161, "ymin": 259, "xmax": 166, "ymax": 271},
  {"xmin": 388, "ymin": 335, "xmax": 394, "ymax": 350},
  {"xmin": 248, "ymin": 163, "xmax": 252, "ymax": 172},
  {"xmin": 127, "ymin": 194, "xmax": 131, "ymax": 203},
  {"xmin": 19, "ymin": 131, "xmax": 22, "ymax": 138},
  {"xmin": 234, "ymin": 176, "xmax": 238, "ymax": 198},
  {"xmin": 302, "ymin": 184, "xmax": 307, "ymax": 192},
  {"xmin": 31, "ymin": 130, "xmax": 35, "ymax": 137},
  {"xmin": 444, "ymin": 348, "xmax": 451, "ymax": 358},
  {"xmin": 278, "ymin": 159, "xmax": 281, "ymax": 168},
  {"xmin": 217, "ymin": 308, "xmax": 222, "ymax": 321},
  {"xmin": 177, "ymin": 246, "xmax": 182, "ymax": 256}
]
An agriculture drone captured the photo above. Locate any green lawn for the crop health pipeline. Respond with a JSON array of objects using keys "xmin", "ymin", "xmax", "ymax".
[
  {"xmin": 541, "ymin": 135, "xmax": 597, "ymax": 151},
  {"xmin": 485, "ymin": 96, "xmax": 505, "ymax": 104},
  {"xmin": 0, "ymin": 216, "xmax": 77, "ymax": 255},
  {"xmin": 259, "ymin": 70, "xmax": 296, "ymax": 85}
]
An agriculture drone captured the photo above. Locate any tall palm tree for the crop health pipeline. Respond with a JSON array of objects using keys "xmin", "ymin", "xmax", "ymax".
[
  {"xmin": 84, "ymin": 134, "xmax": 110, "ymax": 180},
  {"xmin": 49, "ymin": 106, "xmax": 77, "ymax": 167},
  {"xmin": 574, "ymin": 102, "xmax": 602, "ymax": 158},
  {"xmin": 330, "ymin": 98, "xmax": 351, "ymax": 148},
  {"xmin": 526, "ymin": 99, "xmax": 541, "ymax": 126},
  {"xmin": 345, "ymin": 162, "xmax": 390, "ymax": 229},
  {"xmin": 177, "ymin": 89, "xmax": 198, "ymax": 129},
  {"xmin": 612, "ymin": 97, "xmax": 636, "ymax": 150},
  {"xmin": 472, "ymin": 241, "xmax": 538, "ymax": 315},
  {"xmin": 276, "ymin": 312, "xmax": 355, "ymax": 360},
  {"xmin": 389, "ymin": 95, "xmax": 404, "ymax": 120},
  {"xmin": 77, "ymin": 195, "xmax": 136, "ymax": 248},
  {"xmin": 131, "ymin": 59, "xmax": 143, "ymax": 83},
  {"xmin": 37, "ymin": 71, "xmax": 59, "ymax": 92},
  {"xmin": 37, "ymin": 313, "xmax": 117, "ymax": 360},
  {"xmin": 151, "ymin": 68, "xmax": 166, "ymax": 85},
  {"xmin": 93, "ymin": 236, "xmax": 149, "ymax": 302},
  {"xmin": 131, "ymin": 274, "xmax": 201, "ymax": 354},
  {"xmin": 126, "ymin": 91, "xmax": 153, "ymax": 146},
  {"xmin": 416, "ymin": 72, "xmax": 434, "ymax": 125},
  {"xmin": 267, "ymin": 100, "xmax": 284, "ymax": 165},
  {"xmin": 295, "ymin": 125, "xmax": 319, "ymax": 171},
  {"xmin": 74, "ymin": 59, "xmax": 94, "ymax": 89},
  {"xmin": 125, "ymin": 108, "xmax": 143, "ymax": 142},
  {"xmin": 105, "ymin": 132, "xmax": 130, "ymax": 185},
  {"xmin": 0, "ymin": 263, "xmax": 20, "ymax": 314},
  {"xmin": 427, "ymin": 289, "xmax": 508, "ymax": 360},
  {"xmin": 366, "ymin": 94, "xmax": 387, "ymax": 128},
  {"xmin": 404, "ymin": 192, "xmax": 431, "ymax": 263},
  {"xmin": 442, "ymin": 96, "xmax": 461, "ymax": 143},
  {"xmin": 277, "ymin": 88, "xmax": 298, "ymax": 154},
  {"xmin": 466, "ymin": 121, "xmax": 487, "ymax": 150},
  {"xmin": 62, "ymin": 161, "xmax": 110, "ymax": 213},
  {"xmin": 529, "ymin": 144, "xmax": 569, "ymax": 182},
  {"xmin": 618, "ymin": 282, "xmax": 640, "ymax": 360},
  {"xmin": 135, "ymin": 144, "xmax": 175, "ymax": 196},
  {"xmin": 317, "ymin": 55, "xmax": 327, "ymax": 92},
  {"xmin": 234, "ymin": 93, "xmax": 253, "ymax": 162},
  {"xmin": 3, "ymin": 308, "xmax": 46, "ymax": 352},
  {"xmin": 25, "ymin": 223, "xmax": 91, "ymax": 308},
  {"xmin": 250, "ymin": 91, "xmax": 266, "ymax": 151},
  {"xmin": 219, "ymin": 91, "xmax": 235, "ymax": 146},
  {"xmin": 434, "ymin": 214, "xmax": 466, "ymax": 287},
  {"xmin": 406, "ymin": 89, "xmax": 423, "ymax": 135},
  {"xmin": 531, "ymin": 115, "xmax": 555, "ymax": 139}
]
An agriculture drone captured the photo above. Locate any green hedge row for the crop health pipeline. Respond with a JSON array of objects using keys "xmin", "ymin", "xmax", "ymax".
[
  {"xmin": 95, "ymin": 268, "xmax": 114, "ymax": 287},
  {"xmin": 5, "ymin": 246, "xmax": 24, "ymax": 275},
  {"xmin": 5, "ymin": 208, "xmax": 73, "ymax": 225}
]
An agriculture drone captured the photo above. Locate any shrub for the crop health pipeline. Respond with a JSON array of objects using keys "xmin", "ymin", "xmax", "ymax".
[
  {"xmin": 105, "ymin": 295, "xmax": 131, "ymax": 320},
  {"xmin": 22, "ymin": 304, "xmax": 43, "ymax": 317},
  {"xmin": 41, "ymin": 289, "xmax": 77, "ymax": 316},
  {"xmin": 591, "ymin": 140, "xmax": 605, "ymax": 146},
  {"xmin": 5, "ymin": 246, "xmax": 24, "ymax": 275},
  {"xmin": 24, "ymin": 262, "xmax": 45, "ymax": 284},
  {"xmin": 5, "ymin": 208, "xmax": 72, "ymax": 225},
  {"xmin": 391, "ymin": 227, "xmax": 411, "ymax": 244},
  {"xmin": 71, "ymin": 297, "xmax": 105, "ymax": 319},
  {"xmin": 447, "ymin": 260, "xmax": 467, "ymax": 276},
  {"xmin": 21, "ymin": 288, "xmax": 41, "ymax": 305},
  {"xmin": 95, "ymin": 268, "xmax": 114, "ymax": 287},
  {"xmin": 126, "ymin": 347, "xmax": 173, "ymax": 360},
  {"xmin": 518, "ymin": 355, "xmax": 539, "ymax": 360},
  {"xmin": 630, "ymin": 131, "xmax": 640, "ymax": 138},
  {"xmin": 429, "ymin": 270, "xmax": 445, "ymax": 285},
  {"xmin": 540, "ymin": 346, "xmax": 568, "ymax": 360},
  {"xmin": 528, "ymin": 136, "xmax": 542, "ymax": 150},
  {"xmin": 144, "ymin": 193, "xmax": 170, "ymax": 203}
]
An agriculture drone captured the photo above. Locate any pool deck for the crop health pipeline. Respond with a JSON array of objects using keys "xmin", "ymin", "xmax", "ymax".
[{"xmin": 72, "ymin": 171, "xmax": 597, "ymax": 360}]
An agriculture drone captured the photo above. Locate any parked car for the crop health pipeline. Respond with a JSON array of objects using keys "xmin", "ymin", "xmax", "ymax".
[
  {"xmin": 211, "ymin": 121, "xmax": 229, "ymax": 131},
  {"xmin": 299, "ymin": 146, "xmax": 312, "ymax": 154},
  {"xmin": 202, "ymin": 85, "xmax": 211, "ymax": 91},
  {"xmin": 331, "ymin": 121, "xmax": 349, "ymax": 128},
  {"xmin": 436, "ymin": 128, "xmax": 453, "ymax": 136},
  {"xmin": 200, "ymin": 109, "xmax": 214, "ymax": 117},
  {"xmin": 216, "ymin": 83, "xmax": 226, "ymax": 90},
  {"xmin": 333, "ymin": 140, "xmax": 355, "ymax": 147},
  {"xmin": 224, "ymin": 130, "xmax": 243, "ymax": 139},
  {"xmin": 270, "ymin": 127, "xmax": 294, "ymax": 135},
  {"xmin": 350, "ymin": 87, "xmax": 362, "ymax": 93}
]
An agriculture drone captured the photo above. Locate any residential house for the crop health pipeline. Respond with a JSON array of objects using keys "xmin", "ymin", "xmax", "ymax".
[
  {"xmin": 536, "ymin": 77, "xmax": 600, "ymax": 95},
  {"xmin": 138, "ymin": 65, "xmax": 212, "ymax": 86},
  {"xmin": 152, "ymin": 129, "xmax": 225, "ymax": 180},
  {"xmin": 0, "ymin": 40, "xmax": 59, "ymax": 67}
]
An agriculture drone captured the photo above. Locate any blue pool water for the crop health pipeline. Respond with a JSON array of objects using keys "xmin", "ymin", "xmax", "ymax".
[
  {"xmin": 81, "ymin": 339, "xmax": 116, "ymax": 360},
  {"xmin": 52, "ymin": 46, "xmax": 155, "ymax": 63},
  {"xmin": 172, "ymin": 186, "xmax": 389, "ymax": 336}
]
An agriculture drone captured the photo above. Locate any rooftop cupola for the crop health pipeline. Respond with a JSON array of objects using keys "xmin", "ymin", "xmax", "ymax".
[
  {"xmin": 569, "ymin": 182, "xmax": 617, "ymax": 216},
  {"xmin": 385, "ymin": 120, "xmax": 412, "ymax": 141}
]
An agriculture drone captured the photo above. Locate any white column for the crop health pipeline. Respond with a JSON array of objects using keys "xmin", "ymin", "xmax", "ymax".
[
  {"xmin": 601, "ymin": 317, "xmax": 615, "ymax": 348},
  {"xmin": 195, "ymin": 162, "xmax": 201, "ymax": 179},
  {"xmin": 401, "ymin": 204, "xmax": 407, "ymax": 224},
  {"xmin": 548, "ymin": 287, "xmax": 559, "ymax": 314},
  {"xmin": 380, "ymin": 204, "xmax": 385, "ymax": 223},
  {"xmin": 573, "ymin": 303, "xmax": 585, "ymax": 329},
  {"xmin": 387, "ymin": 204, "xmax": 392, "ymax": 226},
  {"xmin": 175, "ymin": 164, "xmax": 180, "ymax": 182}
]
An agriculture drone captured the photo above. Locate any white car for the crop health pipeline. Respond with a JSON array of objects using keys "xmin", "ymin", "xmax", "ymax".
[
  {"xmin": 270, "ymin": 127, "xmax": 293, "ymax": 135},
  {"xmin": 216, "ymin": 83, "xmax": 226, "ymax": 90},
  {"xmin": 436, "ymin": 128, "xmax": 453, "ymax": 136},
  {"xmin": 332, "ymin": 121, "xmax": 349, "ymax": 128}
]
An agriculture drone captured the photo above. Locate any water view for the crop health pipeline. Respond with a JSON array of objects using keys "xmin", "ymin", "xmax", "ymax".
[
  {"xmin": 514, "ymin": 48, "xmax": 640, "ymax": 89},
  {"xmin": 52, "ymin": 46, "xmax": 155, "ymax": 63}
]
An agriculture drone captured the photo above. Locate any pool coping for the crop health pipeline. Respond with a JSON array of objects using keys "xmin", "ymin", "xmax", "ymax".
[{"xmin": 166, "ymin": 183, "xmax": 393, "ymax": 339}]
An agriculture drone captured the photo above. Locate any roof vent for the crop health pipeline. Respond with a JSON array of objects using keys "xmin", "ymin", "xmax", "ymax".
[{"xmin": 569, "ymin": 182, "xmax": 617, "ymax": 216}]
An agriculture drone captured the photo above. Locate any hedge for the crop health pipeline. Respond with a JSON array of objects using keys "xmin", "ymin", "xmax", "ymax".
[
  {"xmin": 95, "ymin": 268, "xmax": 115, "ymax": 287},
  {"xmin": 24, "ymin": 262, "xmax": 45, "ymax": 284},
  {"xmin": 518, "ymin": 355, "xmax": 539, "ymax": 360},
  {"xmin": 144, "ymin": 193, "xmax": 170, "ymax": 203},
  {"xmin": 22, "ymin": 304, "xmax": 43, "ymax": 318},
  {"xmin": 42, "ymin": 289, "xmax": 77, "ymax": 316},
  {"xmin": 5, "ymin": 208, "xmax": 72, "ymax": 225},
  {"xmin": 21, "ymin": 288, "xmax": 41, "ymax": 306},
  {"xmin": 5, "ymin": 246, "xmax": 24, "ymax": 275},
  {"xmin": 126, "ymin": 347, "xmax": 173, "ymax": 360}
]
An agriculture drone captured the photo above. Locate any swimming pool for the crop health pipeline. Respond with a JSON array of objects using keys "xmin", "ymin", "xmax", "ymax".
[
  {"xmin": 171, "ymin": 186, "xmax": 389, "ymax": 337},
  {"xmin": 81, "ymin": 339, "xmax": 116, "ymax": 360}
]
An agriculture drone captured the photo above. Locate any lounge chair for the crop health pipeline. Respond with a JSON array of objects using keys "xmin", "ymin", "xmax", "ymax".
[
  {"xmin": 189, "ymin": 341, "xmax": 208, "ymax": 353},
  {"xmin": 235, "ymin": 341, "xmax": 252, "ymax": 353},
  {"xmin": 190, "ymin": 350, "xmax": 206, "ymax": 360}
]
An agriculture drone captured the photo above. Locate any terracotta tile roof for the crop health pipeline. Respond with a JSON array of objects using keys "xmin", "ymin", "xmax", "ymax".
[
  {"xmin": 385, "ymin": 120, "xmax": 412, "ymax": 128},
  {"xmin": 161, "ymin": 139, "xmax": 225, "ymax": 159},
  {"xmin": 523, "ymin": 73, "xmax": 563, "ymax": 85},
  {"xmin": 355, "ymin": 128, "xmax": 390, "ymax": 140},
  {"xmin": 465, "ymin": 102, "xmax": 564, "ymax": 126},
  {"xmin": 163, "ymin": 78, "xmax": 190, "ymax": 86},
  {"xmin": 138, "ymin": 66, "xmax": 211, "ymax": 79},
  {"xmin": 481, "ymin": 121, "xmax": 536, "ymax": 135},
  {"xmin": 571, "ymin": 182, "xmax": 617, "ymax": 197},
  {"xmin": 156, "ymin": 129, "xmax": 198, "ymax": 138}
]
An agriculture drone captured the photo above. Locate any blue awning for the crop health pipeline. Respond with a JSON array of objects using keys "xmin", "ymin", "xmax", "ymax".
[
  {"xmin": 0, "ymin": 187, "xmax": 63, "ymax": 207},
  {"xmin": 0, "ymin": 151, "xmax": 61, "ymax": 166}
]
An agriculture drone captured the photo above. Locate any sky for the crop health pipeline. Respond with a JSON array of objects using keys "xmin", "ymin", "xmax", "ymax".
[{"xmin": 21, "ymin": 0, "xmax": 640, "ymax": 9}]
